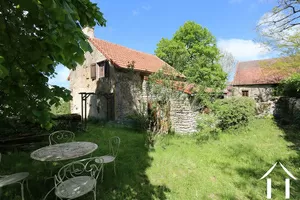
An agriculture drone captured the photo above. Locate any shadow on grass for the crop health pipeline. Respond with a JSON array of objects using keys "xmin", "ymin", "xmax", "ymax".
[
  {"xmin": 0, "ymin": 124, "xmax": 170, "ymax": 200},
  {"xmin": 273, "ymin": 118, "xmax": 300, "ymax": 199}
]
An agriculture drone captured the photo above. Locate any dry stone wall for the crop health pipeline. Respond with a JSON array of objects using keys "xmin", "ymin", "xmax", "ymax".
[
  {"xmin": 170, "ymin": 94, "xmax": 197, "ymax": 134},
  {"xmin": 274, "ymin": 97, "xmax": 300, "ymax": 124}
]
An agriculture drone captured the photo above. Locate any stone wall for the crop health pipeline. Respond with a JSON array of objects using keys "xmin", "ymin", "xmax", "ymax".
[
  {"xmin": 170, "ymin": 94, "xmax": 197, "ymax": 134},
  {"xmin": 232, "ymin": 84, "xmax": 274, "ymax": 102},
  {"xmin": 114, "ymin": 71, "xmax": 145, "ymax": 120},
  {"xmin": 274, "ymin": 97, "xmax": 300, "ymax": 124}
]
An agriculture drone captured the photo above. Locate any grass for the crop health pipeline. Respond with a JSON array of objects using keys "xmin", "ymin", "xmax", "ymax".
[{"xmin": 1, "ymin": 119, "xmax": 300, "ymax": 199}]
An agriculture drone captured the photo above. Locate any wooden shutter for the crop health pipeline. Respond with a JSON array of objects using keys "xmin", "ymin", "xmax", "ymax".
[
  {"xmin": 90, "ymin": 63, "xmax": 96, "ymax": 80},
  {"xmin": 104, "ymin": 61, "xmax": 110, "ymax": 78},
  {"xmin": 98, "ymin": 62, "xmax": 105, "ymax": 78}
]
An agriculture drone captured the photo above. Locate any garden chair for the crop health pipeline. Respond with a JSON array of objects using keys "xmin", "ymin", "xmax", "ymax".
[
  {"xmin": 52, "ymin": 157, "xmax": 104, "ymax": 200},
  {"xmin": 46, "ymin": 130, "xmax": 75, "ymax": 183},
  {"xmin": 49, "ymin": 130, "xmax": 75, "ymax": 145},
  {"xmin": 96, "ymin": 136, "xmax": 120, "ymax": 181},
  {"xmin": 0, "ymin": 153, "xmax": 30, "ymax": 200}
]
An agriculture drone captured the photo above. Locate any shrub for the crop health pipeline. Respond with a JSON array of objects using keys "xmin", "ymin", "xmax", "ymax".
[
  {"xmin": 277, "ymin": 73, "xmax": 300, "ymax": 98},
  {"xmin": 212, "ymin": 97, "xmax": 256, "ymax": 130},
  {"xmin": 126, "ymin": 112, "xmax": 149, "ymax": 131},
  {"xmin": 196, "ymin": 113, "xmax": 221, "ymax": 142}
]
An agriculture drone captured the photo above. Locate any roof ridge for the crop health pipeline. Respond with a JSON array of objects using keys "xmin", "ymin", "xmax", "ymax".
[
  {"xmin": 90, "ymin": 38, "xmax": 161, "ymax": 59},
  {"xmin": 237, "ymin": 57, "xmax": 281, "ymax": 64}
]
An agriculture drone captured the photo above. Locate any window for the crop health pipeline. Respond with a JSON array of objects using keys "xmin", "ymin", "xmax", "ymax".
[
  {"xmin": 242, "ymin": 90, "xmax": 249, "ymax": 97},
  {"xmin": 97, "ymin": 62, "xmax": 105, "ymax": 78},
  {"xmin": 97, "ymin": 61, "xmax": 109, "ymax": 78},
  {"xmin": 90, "ymin": 63, "xmax": 96, "ymax": 80}
]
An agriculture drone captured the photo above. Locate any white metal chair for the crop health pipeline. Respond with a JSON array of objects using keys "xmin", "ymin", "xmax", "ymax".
[
  {"xmin": 49, "ymin": 130, "xmax": 75, "ymax": 145},
  {"xmin": 0, "ymin": 153, "xmax": 30, "ymax": 200},
  {"xmin": 52, "ymin": 157, "xmax": 104, "ymax": 200},
  {"xmin": 96, "ymin": 136, "xmax": 120, "ymax": 181}
]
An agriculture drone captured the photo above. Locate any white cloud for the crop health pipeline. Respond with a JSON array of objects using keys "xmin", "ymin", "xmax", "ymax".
[
  {"xmin": 132, "ymin": 9, "xmax": 139, "ymax": 16},
  {"xmin": 218, "ymin": 39, "xmax": 270, "ymax": 61},
  {"xmin": 48, "ymin": 64, "xmax": 70, "ymax": 88},
  {"xmin": 132, "ymin": 4, "xmax": 151, "ymax": 16},
  {"xmin": 142, "ymin": 5, "xmax": 151, "ymax": 11}
]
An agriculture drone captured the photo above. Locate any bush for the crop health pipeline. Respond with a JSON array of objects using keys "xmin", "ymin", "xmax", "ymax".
[
  {"xmin": 126, "ymin": 112, "xmax": 149, "ymax": 131},
  {"xmin": 196, "ymin": 113, "xmax": 221, "ymax": 142},
  {"xmin": 212, "ymin": 97, "xmax": 256, "ymax": 130},
  {"xmin": 277, "ymin": 73, "xmax": 300, "ymax": 97}
]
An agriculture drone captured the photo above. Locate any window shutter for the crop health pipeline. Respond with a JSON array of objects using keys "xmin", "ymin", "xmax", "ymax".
[
  {"xmin": 90, "ymin": 63, "xmax": 96, "ymax": 80},
  {"xmin": 104, "ymin": 61, "xmax": 110, "ymax": 77},
  {"xmin": 98, "ymin": 62, "xmax": 105, "ymax": 78}
]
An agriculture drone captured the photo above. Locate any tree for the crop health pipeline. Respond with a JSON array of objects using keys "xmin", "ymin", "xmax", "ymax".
[
  {"xmin": 0, "ymin": 0, "xmax": 106, "ymax": 128},
  {"xmin": 155, "ymin": 21, "xmax": 226, "ymax": 91},
  {"xmin": 260, "ymin": 0, "xmax": 300, "ymax": 32},
  {"xmin": 257, "ymin": 0, "xmax": 300, "ymax": 56},
  {"xmin": 219, "ymin": 50, "xmax": 236, "ymax": 76}
]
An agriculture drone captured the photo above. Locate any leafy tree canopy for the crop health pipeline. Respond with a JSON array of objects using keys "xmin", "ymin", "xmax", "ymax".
[
  {"xmin": 0, "ymin": 0, "xmax": 106, "ymax": 128},
  {"xmin": 155, "ymin": 21, "xmax": 226, "ymax": 91}
]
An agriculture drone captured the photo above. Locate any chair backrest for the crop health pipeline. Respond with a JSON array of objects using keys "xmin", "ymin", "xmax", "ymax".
[
  {"xmin": 109, "ymin": 136, "xmax": 120, "ymax": 158},
  {"xmin": 49, "ymin": 130, "xmax": 75, "ymax": 145},
  {"xmin": 54, "ymin": 157, "xmax": 104, "ymax": 186}
]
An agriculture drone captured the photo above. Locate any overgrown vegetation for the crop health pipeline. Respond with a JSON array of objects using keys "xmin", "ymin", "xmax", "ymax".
[
  {"xmin": 0, "ymin": 0, "xmax": 106, "ymax": 129},
  {"xmin": 277, "ymin": 72, "xmax": 300, "ymax": 98},
  {"xmin": 196, "ymin": 113, "xmax": 220, "ymax": 142},
  {"xmin": 211, "ymin": 97, "xmax": 256, "ymax": 130},
  {"xmin": 2, "ymin": 119, "xmax": 300, "ymax": 199},
  {"xmin": 147, "ymin": 67, "xmax": 182, "ymax": 134}
]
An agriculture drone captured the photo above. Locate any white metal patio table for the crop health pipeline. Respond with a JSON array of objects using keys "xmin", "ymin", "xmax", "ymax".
[{"xmin": 30, "ymin": 142, "xmax": 98, "ymax": 162}]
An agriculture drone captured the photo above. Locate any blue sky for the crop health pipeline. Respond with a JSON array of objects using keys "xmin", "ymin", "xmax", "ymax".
[{"xmin": 49, "ymin": 0, "xmax": 277, "ymax": 88}]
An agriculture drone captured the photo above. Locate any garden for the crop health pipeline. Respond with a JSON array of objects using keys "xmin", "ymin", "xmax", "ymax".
[
  {"xmin": 1, "ymin": 0, "xmax": 300, "ymax": 199},
  {"xmin": 1, "ymin": 95, "xmax": 300, "ymax": 200},
  {"xmin": 1, "ymin": 118, "xmax": 300, "ymax": 199}
]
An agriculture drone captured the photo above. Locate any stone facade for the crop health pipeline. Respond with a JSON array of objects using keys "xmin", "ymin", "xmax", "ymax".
[
  {"xmin": 232, "ymin": 84, "xmax": 275, "ymax": 102},
  {"xmin": 69, "ymin": 43, "xmax": 197, "ymax": 134},
  {"xmin": 70, "ymin": 44, "xmax": 147, "ymax": 121},
  {"xmin": 69, "ymin": 43, "xmax": 106, "ymax": 118}
]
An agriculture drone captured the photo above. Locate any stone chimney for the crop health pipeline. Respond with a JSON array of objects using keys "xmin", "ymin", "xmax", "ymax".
[{"xmin": 82, "ymin": 27, "xmax": 94, "ymax": 38}]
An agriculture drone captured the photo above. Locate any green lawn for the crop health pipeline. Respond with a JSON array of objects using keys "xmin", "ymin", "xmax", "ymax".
[{"xmin": 1, "ymin": 119, "xmax": 300, "ymax": 199}]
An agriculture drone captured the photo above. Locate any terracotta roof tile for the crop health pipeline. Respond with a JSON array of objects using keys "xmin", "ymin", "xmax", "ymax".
[
  {"xmin": 89, "ymin": 38, "xmax": 184, "ymax": 77},
  {"xmin": 232, "ymin": 58, "xmax": 299, "ymax": 85}
]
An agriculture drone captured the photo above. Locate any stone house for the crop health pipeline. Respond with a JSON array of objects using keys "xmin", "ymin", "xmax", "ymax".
[
  {"xmin": 68, "ymin": 28, "xmax": 197, "ymax": 133},
  {"xmin": 231, "ymin": 58, "xmax": 294, "ymax": 102}
]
